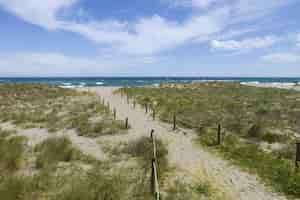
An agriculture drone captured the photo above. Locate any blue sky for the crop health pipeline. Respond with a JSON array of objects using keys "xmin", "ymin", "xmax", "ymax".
[{"xmin": 0, "ymin": 0, "xmax": 300, "ymax": 77}]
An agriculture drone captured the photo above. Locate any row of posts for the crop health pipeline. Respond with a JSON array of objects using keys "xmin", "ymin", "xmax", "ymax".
[{"xmin": 123, "ymin": 92, "xmax": 300, "ymax": 172}]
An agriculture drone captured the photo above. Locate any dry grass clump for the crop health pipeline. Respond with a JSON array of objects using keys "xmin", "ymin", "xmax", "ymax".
[
  {"xmin": 125, "ymin": 136, "xmax": 169, "ymax": 180},
  {"xmin": 0, "ymin": 84, "xmax": 127, "ymax": 137},
  {"xmin": 35, "ymin": 137, "xmax": 81, "ymax": 169},
  {"xmin": 0, "ymin": 129, "xmax": 26, "ymax": 172}
]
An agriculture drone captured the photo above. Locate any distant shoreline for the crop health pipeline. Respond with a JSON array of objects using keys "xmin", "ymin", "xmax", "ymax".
[{"xmin": 0, "ymin": 77, "xmax": 300, "ymax": 88}]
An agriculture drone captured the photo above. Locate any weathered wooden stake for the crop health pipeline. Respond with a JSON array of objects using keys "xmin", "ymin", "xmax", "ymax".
[
  {"xmin": 113, "ymin": 108, "xmax": 116, "ymax": 120},
  {"xmin": 125, "ymin": 117, "xmax": 129, "ymax": 129},
  {"xmin": 152, "ymin": 109, "xmax": 156, "ymax": 120},
  {"xmin": 217, "ymin": 124, "xmax": 221, "ymax": 145},
  {"xmin": 295, "ymin": 142, "xmax": 300, "ymax": 170},
  {"xmin": 173, "ymin": 114, "xmax": 176, "ymax": 131},
  {"xmin": 151, "ymin": 158, "xmax": 160, "ymax": 199},
  {"xmin": 145, "ymin": 103, "xmax": 148, "ymax": 114},
  {"xmin": 150, "ymin": 129, "xmax": 159, "ymax": 200},
  {"xmin": 150, "ymin": 129, "xmax": 155, "ymax": 139}
]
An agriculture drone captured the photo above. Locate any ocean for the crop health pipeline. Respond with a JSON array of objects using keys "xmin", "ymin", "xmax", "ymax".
[{"xmin": 0, "ymin": 77, "xmax": 299, "ymax": 87}]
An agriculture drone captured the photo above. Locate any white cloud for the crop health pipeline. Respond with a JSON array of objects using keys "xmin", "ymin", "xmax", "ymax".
[
  {"xmin": 297, "ymin": 33, "xmax": 300, "ymax": 48},
  {"xmin": 0, "ymin": 0, "xmax": 77, "ymax": 29},
  {"xmin": 165, "ymin": 0, "xmax": 218, "ymax": 9},
  {"xmin": 211, "ymin": 36, "xmax": 280, "ymax": 51},
  {"xmin": 262, "ymin": 53, "xmax": 300, "ymax": 63},
  {"xmin": 0, "ymin": 52, "xmax": 159, "ymax": 76},
  {"xmin": 0, "ymin": 0, "xmax": 296, "ymax": 55}
]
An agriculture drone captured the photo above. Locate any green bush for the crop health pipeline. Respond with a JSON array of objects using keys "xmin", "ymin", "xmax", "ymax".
[
  {"xmin": 35, "ymin": 137, "xmax": 78, "ymax": 168},
  {"xmin": 200, "ymin": 134, "xmax": 300, "ymax": 198},
  {"xmin": 125, "ymin": 136, "xmax": 169, "ymax": 180},
  {"xmin": 0, "ymin": 176, "xmax": 34, "ymax": 200},
  {"xmin": 0, "ymin": 136, "xmax": 26, "ymax": 172}
]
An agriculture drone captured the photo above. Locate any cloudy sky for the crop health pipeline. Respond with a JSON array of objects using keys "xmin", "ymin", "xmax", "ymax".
[{"xmin": 0, "ymin": 0, "xmax": 299, "ymax": 77}]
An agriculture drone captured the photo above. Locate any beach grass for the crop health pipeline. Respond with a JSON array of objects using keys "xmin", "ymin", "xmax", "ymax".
[
  {"xmin": 118, "ymin": 82, "xmax": 300, "ymax": 198},
  {"xmin": 0, "ymin": 84, "xmax": 126, "ymax": 137}
]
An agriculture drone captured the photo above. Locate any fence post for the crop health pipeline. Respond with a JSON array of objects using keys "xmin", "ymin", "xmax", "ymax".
[
  {"xmin": 296, "ymin": 142, "xmax": 300, "ymax": 170},
  {"xmin": 150, "ymin": 130, "xmax": 159, "ymax": 200},
  {"xmin": 145, "ymin": 103, "xmax": 148, "ymax": 114},
  {"xmin": 107, "ymin": 102, "xmax": 110, "ymax": 111},
  {"xmin": 217, "ymin": 124, "xmax": 221, "ymax": 145},
  {"xmin": 173, "ymin": 114, "xmax": 176, "ymax": 131},
  {"xmin": 113, "ymin": 108, "xmax": 116, "ymax": 120},
  {"xmin": 152, "ymin": 109, "xmax": 156, "ymax": 120},
  {"xmin": 125, "ymin": 117, "xmax": 129, "ymax": 129}
]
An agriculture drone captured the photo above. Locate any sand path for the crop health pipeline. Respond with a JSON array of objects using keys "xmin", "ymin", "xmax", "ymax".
[{"xmin": 87, "ymin": 86, "xmax": 287, "ymax": 200}]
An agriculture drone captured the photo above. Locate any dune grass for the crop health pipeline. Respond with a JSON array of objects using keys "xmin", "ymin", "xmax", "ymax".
[
  {"xmin": 119, "ymin": 82, "xmax": 300, "ymax": 198},
  {"xmin": 0, "ymin": 129, "xmax": 26, "ymax": 172},
  {"xmin": 125, "ymin": 136, "xmax": 169, "ymax": 180},
  {"xmin": 0, "ymin": 84, "xmax": 127, "ymax": 137}
]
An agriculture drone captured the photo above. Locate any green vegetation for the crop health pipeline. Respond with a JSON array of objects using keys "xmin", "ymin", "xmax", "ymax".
[
  {"xmin": 125, "ymin": 136, "xmax": 169, "ymax": 180},
  {"xmin": 119, "ymin": 82, "xmax": 300, "ymax": 198},
  {"xmin": 0, "ymin": 84, "xmax": 126, "ymax": 137},
  {"xmin": 0, "ymin": 129, "xmax": 26, "ymax": 172},
  {"xmin": 0, "ymin": 133, "xmax": 154, "ymax": 200},
  {"xmin": 35, "ymin": 137, "xmax": 83, "ymax": 168},
  {"xmin": 200, "ymin": 133, "xmax": 300, "ymax": 197}
]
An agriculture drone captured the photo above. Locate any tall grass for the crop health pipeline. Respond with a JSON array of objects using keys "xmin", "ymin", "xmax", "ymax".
[
  {"xmin": 119, "ymin": 83, "xmax": 300, "ymax": 198},
  {"xmin": 125, "ymin": 136, "xmax": 169, "ymax": 180},
  {"xmin": 35, "ymin": 137, "xmax": 80, "ymax": 169},
  {"xmin": 200, "ymin": 133, "xmax": 300, "ymax": 198},
  {"xmin": 0, "ymin": 134, "xmax": 26, "ymax": 172}
]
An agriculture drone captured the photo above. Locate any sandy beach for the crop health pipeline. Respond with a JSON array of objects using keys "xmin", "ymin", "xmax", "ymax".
[
  {"xmin": 0, "ymin": 84, "xmax": 296, "ymax": 199},
  {"xmin": 78, "ymin": 86, "xmax": 287, "ymax": 200}
]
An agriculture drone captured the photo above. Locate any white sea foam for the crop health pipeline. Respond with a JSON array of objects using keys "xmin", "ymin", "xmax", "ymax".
[
  {"xmin": 62, "ymin": 82, "xmax": 72, "ymax": 86},
  {"xmin": 96, "ymin": 82, "xmax": 104, "ymax": 85},
  {"xmin": 60, "ymin": 85, "xmax": 76, "ymax": 89}
]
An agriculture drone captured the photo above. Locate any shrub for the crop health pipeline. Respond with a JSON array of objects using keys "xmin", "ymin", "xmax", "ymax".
[
  {"xmin": 35, "ymin": 137, "xmax": 77, "ymax": 168},
  {"xmin": 0, "ymin": 136, "xmax": 26, "ymax": 172},
  {"xmin": 0, "ymin": 176, "xmax": 34, "ymax": 200},
  {"xmin": 125, "ymin": 137, "xmax": 169, "ymax": 179}
]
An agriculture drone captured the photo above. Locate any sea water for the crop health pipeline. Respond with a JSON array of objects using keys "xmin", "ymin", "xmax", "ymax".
[{"xmin": 0, "ymin": 77, "xmax": 299, "ymax": 87}]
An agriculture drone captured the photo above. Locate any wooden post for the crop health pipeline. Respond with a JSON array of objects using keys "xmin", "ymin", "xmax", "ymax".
[
  {"xmin": 152, "ymin": 109, "xmax": 156, "ymax": 120},
  {"xmin": 295, "ymin": 142, "xmax": 300, "ymax": 170},
  {"xmin": 150, "ymin": 130, "xmax": 159, "ymax": 200},
  {"xmin": 151, "ymin": 159, "xmax": 160, "ymax": 199},
  {"xmin": 125, "ymin": 117, "xmax": 129, "ymax": 129},
  {"xmin": 113, "ymin": 108, "xmax": 116, "ymax": 120},
  {"xmin": 173, "ymin": 114, "xmax": 176, "ymax": 131},
  {"xmin": 150, "ymin": 129, "xmax": 155, "ymax": 139},
  {"xmin": 145, "ymin": 103, "xmax": 148, "ymax": 114},
  {"xmin": 217, "ymin": 124, "xmax": 221, "ymax": 145}
]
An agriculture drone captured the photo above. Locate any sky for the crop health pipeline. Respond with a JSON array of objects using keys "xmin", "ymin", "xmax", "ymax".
[{"xmin": 0, "ymin": 0, "xmax": 300, "ymax": 77}]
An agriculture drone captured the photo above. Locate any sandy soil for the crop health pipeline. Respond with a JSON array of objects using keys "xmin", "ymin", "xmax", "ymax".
[
  {"xmin": 0, "ymin": 86, "xmax": 289, "ymax": 200},
  {"xmin": 0, "ymin": 123, "xmax": 105, "ymax": 160},
  {"xmin": 83, "ymin": 86, "xmax": 287, "ymax": 200}
]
